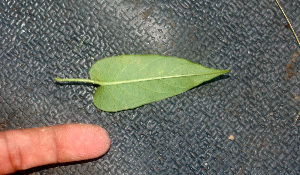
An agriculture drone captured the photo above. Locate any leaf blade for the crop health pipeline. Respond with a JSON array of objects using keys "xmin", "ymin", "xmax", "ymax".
[{"xmin": 90, "ymin": 55, "xmax": 229, "ymax": 112}]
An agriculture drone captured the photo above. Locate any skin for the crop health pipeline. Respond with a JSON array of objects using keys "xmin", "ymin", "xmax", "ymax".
[{"xmin": 0, "ymin": 124, "xmax": 111, "ymax": 174}]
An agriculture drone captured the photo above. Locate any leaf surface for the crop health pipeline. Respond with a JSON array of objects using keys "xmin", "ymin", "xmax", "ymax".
[{"xmin": 87, "ymin": 55, "xmax": 229, "ymax": 112}]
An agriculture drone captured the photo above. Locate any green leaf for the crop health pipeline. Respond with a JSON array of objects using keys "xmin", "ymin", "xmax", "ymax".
[{"xmin": 55, "ymin": 55, "xmax": 229, "ymax": 112}]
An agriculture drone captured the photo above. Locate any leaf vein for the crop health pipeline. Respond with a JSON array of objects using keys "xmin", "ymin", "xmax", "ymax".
[
  {"xmin": 140, "ymin": 57, "xmax": 160, "ymax": 71},
  {"xmin": 106, "ymin": 87, "xmax": 128, "ymax": 109},
  {"xmin": 115, "ymin": 60, "xmax": 135, "ymax": 81}
]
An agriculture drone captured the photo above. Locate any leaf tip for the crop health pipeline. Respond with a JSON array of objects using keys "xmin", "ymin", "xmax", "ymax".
[
  {"xmin": 217, "ymin": 69, "xmax": 230, "ymax": 75},
  {"xmin": 223, "ymin": 69, "xmax": 230, "ymax": 74}
]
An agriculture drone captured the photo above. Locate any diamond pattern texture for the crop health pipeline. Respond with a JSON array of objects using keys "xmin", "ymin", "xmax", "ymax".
[{"xmin": 0, "ymin": 0, "xmax": 299, "ymax": 174}]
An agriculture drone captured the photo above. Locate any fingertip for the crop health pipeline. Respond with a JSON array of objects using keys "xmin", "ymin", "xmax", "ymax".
[
  {"xmin": 55, "ymin": 124, "xmax": 111, "ymax": 162},
  {"xmin": 77, "ymin": 124, "xmax": 111, "ymax": 158}
]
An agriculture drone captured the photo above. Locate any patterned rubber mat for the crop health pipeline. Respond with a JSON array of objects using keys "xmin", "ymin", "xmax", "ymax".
[{"xmin": 0, "ymin": 0, "xmax": 299, "ymax": 174}]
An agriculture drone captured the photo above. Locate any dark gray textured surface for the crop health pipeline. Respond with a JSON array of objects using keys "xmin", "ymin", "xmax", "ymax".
[{"xmin": 0, "ymin": 0, "xmax": 299, "ymax": 174}]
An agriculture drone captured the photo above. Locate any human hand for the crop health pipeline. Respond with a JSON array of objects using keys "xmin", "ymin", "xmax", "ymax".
[{"xmin": 0, "ymin": 124, "xmax": 110, "ymax": 174}]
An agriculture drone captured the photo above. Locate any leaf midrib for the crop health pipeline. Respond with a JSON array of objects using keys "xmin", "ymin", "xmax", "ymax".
[
  {"xmin": 99, "ymin": 70, "xmax": 228, "ymax": 86},
  {"xmin": 55, "ymin": 70, "xmax": 228, "ymax": 86}
]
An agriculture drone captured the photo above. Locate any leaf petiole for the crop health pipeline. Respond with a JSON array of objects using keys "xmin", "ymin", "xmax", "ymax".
[{"xmin": 55, "ymin": 77, "xmax": 103, "ymax": 85}]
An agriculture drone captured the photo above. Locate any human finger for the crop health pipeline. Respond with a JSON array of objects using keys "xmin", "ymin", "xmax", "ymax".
[{"xmin": 0, "ymin": 124, "xmax": 110, "ymax": 174}]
